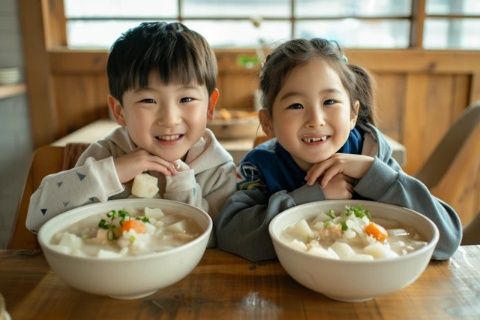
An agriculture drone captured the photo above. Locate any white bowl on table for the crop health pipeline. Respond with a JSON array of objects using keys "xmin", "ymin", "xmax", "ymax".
[
  {"xmin": 269, "ymin": 200, "xmax": 439, "ymax": 302},
  {"xmin": 38, "ymin": 198, "xmax": 212, "ymax": 299}
]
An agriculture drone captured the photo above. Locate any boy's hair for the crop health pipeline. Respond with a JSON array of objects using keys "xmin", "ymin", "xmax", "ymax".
[
  {"xmin": 259, "ymin": 38, "xmax": 376, "ymax": 126},
  {"xmin": 107, "ymin": 22, "xmax": 217, "ymax": 103}
]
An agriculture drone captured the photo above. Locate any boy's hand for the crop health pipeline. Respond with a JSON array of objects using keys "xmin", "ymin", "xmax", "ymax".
[
  {"xmin": 305, "ymin": 154, "xmax": 374, "ymax": 187},
  {"xmin": 114, "ymin": 149, "xmax": 178, "ymax": 183},
  {"xmin": 321, "ymin": 173, "xmax": 354, "ymax": 200}
]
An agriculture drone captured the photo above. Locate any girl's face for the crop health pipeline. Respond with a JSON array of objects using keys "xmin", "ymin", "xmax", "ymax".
[
  {"xmin": 260, "ymin": 57, "xmax": 358, "ymax": 171},
  {"xmin": 109, "ymin": 71, "xmax": 218, "ymax": 161}
]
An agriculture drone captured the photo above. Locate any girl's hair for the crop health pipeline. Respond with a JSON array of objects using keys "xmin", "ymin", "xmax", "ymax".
[
  {"xmin": 259, "ymin": 38, "xmax": 376, "ymax": 126},
  {"xmin": 107, "ymin": 22, "xmax": 217, "ymax": 103}
]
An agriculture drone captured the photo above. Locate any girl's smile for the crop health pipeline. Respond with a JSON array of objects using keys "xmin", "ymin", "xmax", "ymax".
[{"xmin": 301, "ymin": 134, "xmax": 331, "ymax": 144}]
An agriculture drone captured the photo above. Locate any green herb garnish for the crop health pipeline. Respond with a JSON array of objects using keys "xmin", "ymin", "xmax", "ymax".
[{"xmin": 97, "ymin": 209, "xmax": 150, "ymax": 241}]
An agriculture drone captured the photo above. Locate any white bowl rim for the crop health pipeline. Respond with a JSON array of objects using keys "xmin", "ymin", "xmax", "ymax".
[
  {"xmin": 269, "ymin": 200, "xmax": 440, "ymax": 264},
  {"xmin": 38, "ymin": 198, "xmax": 212, "ymax": 262}
]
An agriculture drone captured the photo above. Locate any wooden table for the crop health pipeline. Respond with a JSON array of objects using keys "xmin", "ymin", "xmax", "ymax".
[
  {"xmin": 1, "ymin": 246, "xmax": 479, "ymax": 319},
  {"xmin": 52, "ymin": 119, "xmax": 407, "ymax": 166}
]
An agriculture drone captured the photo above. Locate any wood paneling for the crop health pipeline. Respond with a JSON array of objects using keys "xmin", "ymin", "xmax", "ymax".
[
  {"xmin": 53, "ymin": 75, "xmax": 108, "ymax": 138},
  {"xmin": 471, "ymin": 72, "xmax": 480, "ymax": 103},
  {"xmin": 403, "ymin": 74, "xmax": 471, "ymax": 173},
  {"xmin": 218, "ymin": 72, "xmax": 259, "ymax": 111},
  {"xmin": 346, "ymin": 50, "xmax": 480, "ymax": 73},
  {"xmin": 372, "ymin": 73, "xmax": 406, "ymax": 141},
  {"xmin": 410, "ymin": 0, "xmax": 426, "ymax": 48},
  {"xmin": 19, "ymin": 0, "xmax": 57, "ymax": 146},
  {"xmin": 42, "ymin": 0, "xmax": 67, "ymax": 48}
]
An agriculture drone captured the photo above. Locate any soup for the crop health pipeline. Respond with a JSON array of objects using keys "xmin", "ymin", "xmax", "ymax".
[
  {"xmin": 50, "ymin": 207, "xmax": 202, "ymax": 258},
  {"xmin": 280, "ymin": 205, "xmax": 427, "ymax": 260}
]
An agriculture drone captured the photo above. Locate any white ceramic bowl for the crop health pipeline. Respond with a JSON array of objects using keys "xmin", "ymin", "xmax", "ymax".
[
  {"xmin": 269, "ymin": 200, "xmax": 439, "ymax": 302},
  {"xmin": 38, "ymin": 198, "xmax": 212, "ymax": 299}
]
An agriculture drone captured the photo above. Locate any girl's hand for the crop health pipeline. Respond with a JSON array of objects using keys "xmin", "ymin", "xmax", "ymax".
[
  {"xmin": 114, "ymin": 149, "xmax": 178, "ymax": 183},
  {"xmin": 305, "ymin": 154, "xmax": 374, "ymax": 187},
  {"xmin": 322, "ymin": 173, "xmax": 354, "ymax": 200}
]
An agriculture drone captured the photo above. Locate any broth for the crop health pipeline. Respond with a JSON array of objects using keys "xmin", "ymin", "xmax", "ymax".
[
  {"xmin": 280, "ymin": 205, "xmax": 427, "ymax": 260},
  {"xmin": 50, "ymin": 207, "xmax": 202, "ymax": 258}
]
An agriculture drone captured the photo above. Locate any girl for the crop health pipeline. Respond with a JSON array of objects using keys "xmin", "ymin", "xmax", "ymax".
[{"xmin": 215, "ymin": 38, "xmax": 462, "ymax": 261}]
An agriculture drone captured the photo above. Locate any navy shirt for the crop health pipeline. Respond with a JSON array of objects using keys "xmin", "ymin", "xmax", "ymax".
[{"xmin": 237, "ymin": 127, "xmax": 364, "ymax": 195}]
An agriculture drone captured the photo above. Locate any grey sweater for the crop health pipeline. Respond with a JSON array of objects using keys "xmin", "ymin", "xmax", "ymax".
[{"xmin": 215, "ymin": 124, "xmax": 462, "ymax": 261}]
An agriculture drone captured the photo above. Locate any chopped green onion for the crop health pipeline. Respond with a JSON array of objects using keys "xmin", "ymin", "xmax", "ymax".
[
  {"xmin": 107, "ymin": 229, "xmax": 115, "ymax": 241},
  {"xmin": 326, "ymin": 209, "xmax": 336, "ymax": 219},
  {"xmin": 98, "ymin": 219, "xmax": 109, "ymax": 230},
  {"xmin": 137, "ymin": 216, "xmax": 150, "ymax": 223}
]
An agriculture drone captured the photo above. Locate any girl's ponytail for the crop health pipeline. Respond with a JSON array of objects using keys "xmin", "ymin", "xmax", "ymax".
[{"xmin": 349, "ymin": 64, "xmax": 376, "ymax": 126}]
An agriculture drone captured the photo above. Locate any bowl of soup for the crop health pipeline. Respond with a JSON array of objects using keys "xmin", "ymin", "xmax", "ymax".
[
  {"xmin": 268, "ymin": 200, "xmax": 439, "ymax": 302},
  {"xmin": 38, "ymin": 198, "xmax": 212, "ymax": 299}
]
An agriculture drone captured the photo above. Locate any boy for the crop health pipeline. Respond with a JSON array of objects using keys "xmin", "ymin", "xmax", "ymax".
[{"xmin": 26, "ymin": 22, "xmax": 236, "ymax": 246}]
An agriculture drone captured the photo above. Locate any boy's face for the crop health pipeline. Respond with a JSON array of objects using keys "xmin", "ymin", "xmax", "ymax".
[
  {"xmin": 260, "ymin": 57, "xmax": 358, "ymax": 171},
  {"xmin": 109, "ymin": 72, "xmax": 218, "ymax": 162}
]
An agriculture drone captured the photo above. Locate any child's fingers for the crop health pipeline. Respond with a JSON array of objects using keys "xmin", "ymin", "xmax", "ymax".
[
  {"xmin": 148, "ymin": 156, "xmax": 178, "ymax": 175},
  {"xmin": 306, "ymin": 160, "xmax": 333, "ymax": 185},
  {"xmin": 343, "ymin": 175, "xmax": 356, "ymax": 185},
  {"xmin": 306, "ymin": 168, "xmax": 323, "ymax": 185},
  {"xmin": 320, "ymin": 164, "xmax": 343, "ymax": 187},
  {"xmin": 345, "ymin": 180, "xmax": 354, "ymax": 193}
]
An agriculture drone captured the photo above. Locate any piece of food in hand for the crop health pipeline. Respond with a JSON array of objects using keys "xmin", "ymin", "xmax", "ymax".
[
  {"xmin": 131, "ymin": 173, "xmax": 159, "ymax": 198},
  {"xmin": 173, "ymin": 160, "xmax": 189, "ymax": 172}
]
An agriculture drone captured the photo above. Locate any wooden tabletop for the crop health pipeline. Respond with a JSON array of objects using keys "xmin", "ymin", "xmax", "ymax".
[{"xmin": 1, "ymin": 246, "xmax": 479, "ymax": 319}]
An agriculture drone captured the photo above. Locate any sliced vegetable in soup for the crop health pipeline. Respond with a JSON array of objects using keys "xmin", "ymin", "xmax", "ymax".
[
  {"xmin": 281, "ymin": 205, "xmax": 427, "ymax": 260},
  {"xmin": 50, "ymin": 207, "xmax": 202, "ymax": 258}
]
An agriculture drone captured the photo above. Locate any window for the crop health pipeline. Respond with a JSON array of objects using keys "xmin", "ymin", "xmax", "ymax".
[
  {"xmin": 424, "ymin": 0, "xmax": 480, "ymax": 49},
  {"xmin": 63, "ymin": 0, "xmax": 480, "ymax": 49}
]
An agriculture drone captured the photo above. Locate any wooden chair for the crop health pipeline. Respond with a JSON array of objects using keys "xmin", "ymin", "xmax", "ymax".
[
  {"xmin": 415, "ymin": 102, "xmax": 480, "ymax": 227},
  {"xmin": 8, "ymin": 143, "xmax": 89, "ymax": 249}
]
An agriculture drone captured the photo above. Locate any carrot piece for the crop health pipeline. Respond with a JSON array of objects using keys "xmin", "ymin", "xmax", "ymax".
[
  {"xmin": 121, "ymin": 219, "xmax": 146, "ymax": 234},
  {"xmin": 364, "ymin": 222, "xmax": 388, "ymax": 242}
]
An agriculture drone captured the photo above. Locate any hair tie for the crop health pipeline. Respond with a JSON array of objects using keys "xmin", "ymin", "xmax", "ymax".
[{"xmin": 342, "ymin": 55, "xmax": 349, "ymax": 64}]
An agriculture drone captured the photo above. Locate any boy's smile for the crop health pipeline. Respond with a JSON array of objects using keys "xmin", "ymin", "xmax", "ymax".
[
  {"xmin": 155, "ymin": 134, "xmax": 183, "ymax": 142},
  {"xmin": 110, "ymin": 71, "xmax": 218, "ymax": 162},
  {"xmin": 154, "ymin": 134, "xmax": 185, "ymax": 148}
]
